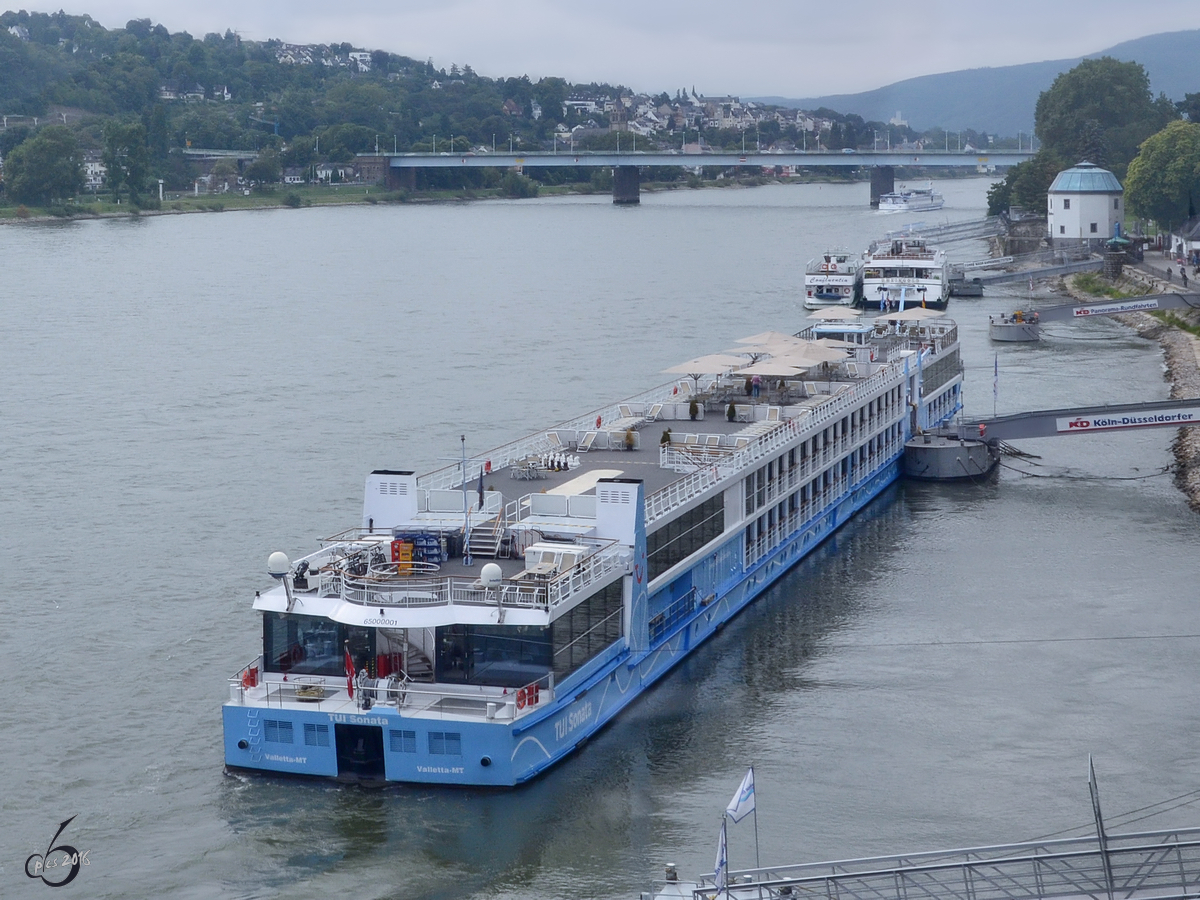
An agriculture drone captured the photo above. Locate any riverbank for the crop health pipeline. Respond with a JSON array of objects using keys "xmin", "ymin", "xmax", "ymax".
[
  {"xmin": 1059, "ymin": 268, "xmax": 1200, "ymax": 511},
  {"xmin": 0, "ymin": 170, "xmax": 879, "ymax": 224}
]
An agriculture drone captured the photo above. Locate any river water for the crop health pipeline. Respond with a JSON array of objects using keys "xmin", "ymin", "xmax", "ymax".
[{"xmin": 3, "ymin": 179, "xmax": 1198, "ymax": 900}]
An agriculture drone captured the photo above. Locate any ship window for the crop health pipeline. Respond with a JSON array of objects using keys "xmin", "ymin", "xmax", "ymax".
[
  {"xmin": 429, "ymin": 732, "xmax": 462, "ymax": 755},
  {"xmin": 304, "ymin": 723, "xmax": 330, "ymax": 747},
  {"xmin": 433, "ymin": 580, "xmax": 624, "ymax": 687},
  {"xmin": 264, "ymin": 720, "xmax": 294, "ymax": 744},
  {"xmin": 647, "ymin": 494, "xmax": 725, "ymax": 580},
  {"xmin": 390, "ymin": 730, "xmax": 417, "ymax": 753},
  {"xmin": 262, "ymin": 612, "xmax": 371, "ymax": 678}
]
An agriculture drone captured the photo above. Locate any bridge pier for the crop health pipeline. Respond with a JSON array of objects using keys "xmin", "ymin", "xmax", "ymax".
[
  {"xmin": 388, "ymin": 167, "xmax": 416, "ymax": 192},
  {"xmin": 613, "ymin": 166, "xmax": 640, "ymax": 205},
  {"xmin": 870, "ymin": 166, "xmax": 895, "ymax": 207}
]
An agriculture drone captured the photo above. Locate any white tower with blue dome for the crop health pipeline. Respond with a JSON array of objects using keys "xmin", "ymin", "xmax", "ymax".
[{"xmin": 1047, "ymin": 161, "xmax": 1124, "ymax": 245}]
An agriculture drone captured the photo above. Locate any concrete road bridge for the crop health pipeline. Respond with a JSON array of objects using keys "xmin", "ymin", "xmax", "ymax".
[{"xmin": 366, "ymin": 149, "xmax": 1034, "ymax": 205}]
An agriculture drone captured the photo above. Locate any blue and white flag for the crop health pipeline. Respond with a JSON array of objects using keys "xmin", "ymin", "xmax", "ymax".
[
  {"xmin": 726, "ymin": 767, "xmax": 756, "ymax": 823},
  {"xmin": 993, "ymin": 353, "xmax": 999, "ymax": 405},
  {"xmin": 714, "ymin": 817, "xmax": 728, "ymax": 891}
]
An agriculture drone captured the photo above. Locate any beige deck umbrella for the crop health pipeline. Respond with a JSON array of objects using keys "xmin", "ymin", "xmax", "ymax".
[
  {"xmin": 733, "ymin": 330, "xmax": 803, "ymax": 346},
  {"xmin": 872, "ymin": 307, "xmax": 947, "ymax": 324},
  {"xmin": 662, "ymin": 353, "xmax": 750, "ymax": 390},
  {"xmin": 734, "ymin": 358, "xmax": 816, "ymax": 378},
  {"xmin": 814, "ymin": 337, "xmax": 861, "ymax": 349},
  {"xmin": 807, "ymin": 307, "xmax": 863, "ymax": 320}
]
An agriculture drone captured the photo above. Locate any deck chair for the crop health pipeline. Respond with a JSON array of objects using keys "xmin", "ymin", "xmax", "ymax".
[
  {"xmin": 805, "ymin": 382, "xmax": 820, "ymax": 396},
  {"xmin": 704, "ymin": 434, "xmax": 722, "ymax": 448},
  {"xmin": 645, "ymin": 402, "xmax": 663, "ymax": 422},
  {"xmin": 733, "ymin": 436, "xmax": 751, "ymax": 450},
  {"xmin": 845, "ymin": 362, "xmax": 860, "ymax": 377},
  {"xmin": 683, "ymin": 434, "xmax": 700, "ymax": 449},
  {"xmin": 676, "ymin": 381, "xmax": 692, "ymax": 397},
  {"xmin": 577, "ymin": 431, "xmax": 597, "ymax": 453},
  {"xmin": 545, "ymin": 432, "xmax": 564, "ymax": 450},
  {"xmin": 619, "ymin": 404, "xmax": 634, "ymax": 419},
  {"xmin": 766, "ymin": 407, "xmax": 781, "ymax": 422}
]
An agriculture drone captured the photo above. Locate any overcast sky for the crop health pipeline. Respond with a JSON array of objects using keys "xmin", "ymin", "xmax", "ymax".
[{"xmin": 56, "ymin": 1, "xmax": 1200, "ymax": 98}]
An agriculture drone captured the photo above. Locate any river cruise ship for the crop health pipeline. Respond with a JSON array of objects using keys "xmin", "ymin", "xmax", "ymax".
[
  {"xmin": 223, "ymin": 315, "xmax": 964, "ymax": 786},
  {"xmin": 878, "ymin": 183, "xmax": 944, "ymax": 213},
  {"xmin": 803, "ymin": 250, "xmax": 863, "ymax": 309},
  {"xmin": 860, "ymin": 237, "xmax": 950, "ymax": 311}
]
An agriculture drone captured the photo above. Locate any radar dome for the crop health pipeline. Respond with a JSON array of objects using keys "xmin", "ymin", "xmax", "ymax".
[
  {"xmin": 481, "ymin": 563, "xmax": 503, "ymax": 587},
  {"xmin": 267, "ymin": 551, "xmax": 291, "ymax": 578}
]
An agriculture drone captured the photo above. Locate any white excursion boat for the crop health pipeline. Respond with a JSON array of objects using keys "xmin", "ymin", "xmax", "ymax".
[
  {"xmin": 223, "ymin": 315, "xmax": 964, "ymax": 787},
  {"xmin": 878, "ymin": 183, "xmax": 945, "ymax": 213},
  {"xmin": 861, "ymin": 237, "xmax": 950, "ymax": 311},
  {"xmin": 803, "ymin": 250, "xmax": 863, "ymax": 309}
]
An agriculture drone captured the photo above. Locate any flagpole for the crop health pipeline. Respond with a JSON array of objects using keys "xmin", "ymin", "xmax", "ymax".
[{"xmin": 722, "ymin": 814, "xmax": 730, "ymax": 900}]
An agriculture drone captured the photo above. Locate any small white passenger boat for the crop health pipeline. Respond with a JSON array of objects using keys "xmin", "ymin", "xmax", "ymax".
[
  {"xmin": 803, "ymin": 250, "xmax": 862, "ymax": 309},
  {"xmin": 878, "ymin": 183, "xmax": 944, "ymax": 213}
]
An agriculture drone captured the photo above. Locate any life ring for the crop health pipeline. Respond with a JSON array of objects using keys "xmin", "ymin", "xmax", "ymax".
[
  {"xmin": 842, "ymin": 286, "xmax": 850, "ymax": 295},
  {"xmin": 820, "ymin": 263, "xmax": 829, "ymax": 271},
  {"xmin": 829, "ymin": 263, "xmax": 838, "ymax": 272},
  {"xmin": 596, "ymin": 415, "xmax": 602, "ymax": 429},
  {"xmin": 516, "ymin": 687, "xmax": 527, "ymax": 709},
  {"xmin": 241, "ymin": 669, "xmax": 252, "ymax": 689}
]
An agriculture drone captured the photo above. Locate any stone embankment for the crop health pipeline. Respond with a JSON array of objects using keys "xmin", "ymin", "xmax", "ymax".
[{"xmin": 1059, "ymin": 267, "xmax": 1200, "ymax": 510}]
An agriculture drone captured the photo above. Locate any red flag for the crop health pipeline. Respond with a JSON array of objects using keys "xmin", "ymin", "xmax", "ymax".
[{"xmin": 344, "ymin": 643, "xmax": 355, "ymax": 698}]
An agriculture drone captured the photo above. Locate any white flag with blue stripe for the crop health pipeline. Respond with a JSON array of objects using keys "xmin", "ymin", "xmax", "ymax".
[{"xmin": 726, "ymin": 767, "xmax": 756, "ymax": 823}]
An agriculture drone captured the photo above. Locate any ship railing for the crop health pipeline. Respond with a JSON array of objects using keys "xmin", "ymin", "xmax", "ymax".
[
  {"xmin": 341, "ymin": 573, "xmax": 548, "ymax": 610},
  {"xmin": 332, "ymin": 538, "xmax": 624, "ymax": 614},
  {"xmin": 415, "ymin": 381, "xmax": 684, "ymax": 491},
  {"xmin": 547, "ymin": 541, "xmax": 628, "ymax": 613},
  {"xmin": 684, "ymin": 828, "xmax": 1200, "ymax": 900},
  {"xmin": 234, "ymin": 669, "xmax": 557, "ymax": 720}
]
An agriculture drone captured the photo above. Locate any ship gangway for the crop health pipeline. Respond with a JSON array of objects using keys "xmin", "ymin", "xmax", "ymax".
[{"xmin": 903, "ymin": 397, "xmax": 1200, "ymax": 480}]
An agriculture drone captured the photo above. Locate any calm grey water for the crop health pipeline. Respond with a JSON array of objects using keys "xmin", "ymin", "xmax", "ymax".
[{"xmin": 3, "ymin": 180, "xmax": 1198, "ymax": 900}]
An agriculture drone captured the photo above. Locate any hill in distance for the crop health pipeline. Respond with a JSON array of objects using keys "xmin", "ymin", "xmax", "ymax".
[{"xmin": 754, "ymin": 29, "xmax": 1200, "ymax": 136}]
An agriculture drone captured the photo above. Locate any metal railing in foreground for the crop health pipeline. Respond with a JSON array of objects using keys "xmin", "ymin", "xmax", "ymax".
[{"xmin": 688, "ymin": 827, "xmax": 1200, "ymax": 900}]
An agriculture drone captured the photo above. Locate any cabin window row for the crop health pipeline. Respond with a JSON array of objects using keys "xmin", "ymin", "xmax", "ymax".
[
  {"xmin": 647, "ymin": 494, "xmax": 725, "ymax": 580},
  {"xmin": 744, "ymin": 387, "xmax": 903, "ymax": 517},
  {"xmin": 744, "ymin": 423, "xmax": 903, "ymax": 565}
]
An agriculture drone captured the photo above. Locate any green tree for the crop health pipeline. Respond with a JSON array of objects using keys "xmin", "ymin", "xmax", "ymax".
[
  {"xmin": 1177, "ymin": 93, "xmax": 1200, "ymax": 123},
  {"xmin": 103, "ymin": 120, "xmax": 150, "ymax": 201},
  {"xmin": 986, "ymin": 150, "xmax": 1064, "ymax": 216},
  {"xmin": 244, "ymin": 147, "xmax": 281, "ymax": 182},
  {"xmin": 1125, "ymin": 120, "xmax": 1200, "ymax": 228},
  {"xmin": 3, "ymin": 125, "xmax": 83, "ymax": 204},
  {"xmin": 1034, "ymin": 57, "xmax": 1176, "ymax": 180}
]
